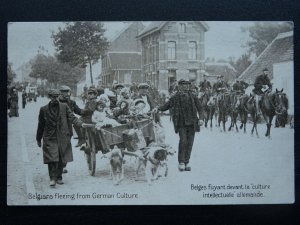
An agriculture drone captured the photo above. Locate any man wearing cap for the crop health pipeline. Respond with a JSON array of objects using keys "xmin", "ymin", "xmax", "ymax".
[
  {"xmin": 109, "ymin": 83, "xmax": 124, "ymax": 109},
  {"xmin": 199, "ymin": 74, "xmax": 212, "ymax": 92},
  {"xmin": 36, "ymin": 89, "xmax": 88, "ymax": 187},
  {"xmin": 80, "ymin": 87, "xmax": 98, "ymax": 121},
  {"xmin": 59, "ymin": 85, "xmax": 85, "ymax": 148},
  {"xmin": 252, "ymin": 68, "xmax": 272, "ymax": 115},
  {"xmin": 232, "ymin": 79, "xmax": 248, "ymax": 95},
  {"xmin": 154, "ymin": 79, "xmax": 203, "ymax": 172}
]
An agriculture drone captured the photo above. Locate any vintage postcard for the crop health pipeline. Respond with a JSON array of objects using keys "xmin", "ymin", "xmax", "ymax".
[{"xmin": 7, "ymin": 21, "xmax": 294, "ymax": 205}]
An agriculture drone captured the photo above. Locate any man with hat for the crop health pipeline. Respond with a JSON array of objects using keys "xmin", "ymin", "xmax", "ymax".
[
  {"xmin": 59, "ymin": 85, "xmax": 85, "ymax": 148},
  {"xmin": 109, "ymin": 83, "xmax": 124, "ymax": 109},
  {"xmin": 213, "ymin": 75, "xmax": 229, "ymax": 93},
  {"xmin": 199, "ymin": 73, "xmax": 212, "ymax": 92},
  {"xmin": 252, "ymin": 68, "xmax": 272, "ymax": 115},
  {"xmin": 81, "ymin": 87, "xmax": 98, "ymax": 121},
  {"xmin": 232, "ymin": 78, "xmax": 249, "ymax": 95},
  {"xmin": 36, "ymin": 89, "xmax": 88, "ymax": 187},
  {"xmin": 58, "ymin": 85, "xmax": 86, "ymax": 173},
  {"xmin": 213, "ymin": 75, "xmax": 230, "ymax": 108},
  {"xmin": 154, "ymin": 79, "xmax": 203, "ymax": 172}
]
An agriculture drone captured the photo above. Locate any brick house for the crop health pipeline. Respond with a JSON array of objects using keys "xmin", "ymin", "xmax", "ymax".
[
  {"xmin": 137, "ymin": 21, "xmax": 209, "ymax": 91},
  {"xmin": 101, "ymin": 22, "xmax": 145, "ymax": 87}
]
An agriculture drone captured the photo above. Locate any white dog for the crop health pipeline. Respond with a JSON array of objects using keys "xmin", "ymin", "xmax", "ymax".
[{"xmin": 135, "ymin": 146, "xmax": 173, "ymax": 185}]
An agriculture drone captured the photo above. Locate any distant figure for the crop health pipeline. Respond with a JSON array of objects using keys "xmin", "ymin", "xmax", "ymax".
[
  {"xmin": 22, "ymin": 90, "xmax": 27, "ymax": 109},
  {"xmin": 8, "ymin": 87, "xmax": 19, "ymax": 117}
]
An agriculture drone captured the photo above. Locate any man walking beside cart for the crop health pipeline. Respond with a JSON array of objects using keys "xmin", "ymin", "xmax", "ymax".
[
  {"xmin": 154, "ymin": 79, "xmax": 203, "ymax": 172},
  {"xmin": 36, "ymin": 89, "xmax": 88, "ymax": 187}
]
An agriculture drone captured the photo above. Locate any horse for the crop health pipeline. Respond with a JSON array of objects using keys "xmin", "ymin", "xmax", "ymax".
[
  {"xmin": 228, "ymin": 92, "xmax": 239, "ymax": 132},
  {"xmin": 237, "ymin": 94, "xmax": 259, "ymax": 137},
  {"xmin": 260, "ymin": 88, "xmax": 288, "ymax": 138},
  {"xmin": 217, "ymin": 91, "xmax": 231, "ymax": 132},
  {"xmin": 199, "ymin": 90, "xmax": 216, "ymax": 129}
]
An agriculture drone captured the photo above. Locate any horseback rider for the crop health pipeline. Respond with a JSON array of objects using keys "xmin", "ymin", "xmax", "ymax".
[
  {"xmin": 252, "ymin": 68, "xmax": 272, "ymax": 116},
  {"xmin": 232, "ymin": 78, "xmax": 249, "ymax": 96},
  {"xmin": 199, "ymin": 73, "xmax": 212, "ymax": 93},
  {"xmin": 213, "ymin": 75, "xmax": 230, "ymax": 102}
]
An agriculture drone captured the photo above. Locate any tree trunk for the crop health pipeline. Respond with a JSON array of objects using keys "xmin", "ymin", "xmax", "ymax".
[{"xmin": 89, "ymin": 61, "xmax": 93, "ymax": 85}]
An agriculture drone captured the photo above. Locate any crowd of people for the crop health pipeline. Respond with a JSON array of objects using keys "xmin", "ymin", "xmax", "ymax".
[{"xmin": 8, "ymin": 68, "xmax": 275, "ymax": 187}]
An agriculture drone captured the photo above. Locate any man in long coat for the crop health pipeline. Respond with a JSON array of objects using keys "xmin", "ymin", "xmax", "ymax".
[
  {"xmin": 154, "ymin": 79, "xmax": 203, "ymax": 172},
  {"xmin": 36, "ymin": 89, "xmax": 87, "ymax": 187}
]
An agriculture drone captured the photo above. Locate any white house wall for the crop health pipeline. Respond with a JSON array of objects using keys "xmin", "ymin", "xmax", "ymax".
[{"xmin": 272, "ymin": 61, "xmax": 294, "ymax": 115}]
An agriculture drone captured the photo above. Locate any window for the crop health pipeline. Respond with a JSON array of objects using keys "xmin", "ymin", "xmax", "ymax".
[
  {"xmin": 180, "ymin": 23, "xmax": 186, "ymax": 33},
  {"xmin": 168, "ymin": 41, "xmax": 176, "ymax": 60},
  {"xmin": 189, "ymin": 41, "xmax": 197, "ymax": 60}
]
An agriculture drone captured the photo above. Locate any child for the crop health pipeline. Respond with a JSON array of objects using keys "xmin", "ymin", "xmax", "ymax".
[
  {"xmin": 113, "ymin": 100, "xmax": 130, "ymax": 124},
  {"xmin": 92, "ymin": 101, "xmax": 120, "ymax": 130},
  {"xmin": 130, "ymin": 99, "xmax": 151, "ymax": 120}
]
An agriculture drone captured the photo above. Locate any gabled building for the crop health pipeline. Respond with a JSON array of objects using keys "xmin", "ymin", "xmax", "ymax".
[
  {"xmin": 137, "ymin": 21, "xmax": 209, "ymax": 91},
  {"xmin": 101, "ymin": 22, "xmax": 145, "ymax": 87},
  {"xmin": 239, "ymin": 31, "xmax": 294, "ymax": 114}
]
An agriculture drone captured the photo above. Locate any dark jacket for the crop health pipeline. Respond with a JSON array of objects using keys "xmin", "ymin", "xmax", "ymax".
[
  {"xmin": 81, "ymin": 99, "xmax": 98, "ymax": 123},
  {"xmin": 213, "ymin": 81, "xmax": 229, "ymax": 93},
  {"xmin": 158, "ymin": 91, "xmax": 202, "ymax": 133},
  {"xmin": 36, "ymin": 102, "xmax": 83, "ymax": 164},
  {"xmin": 59, "ymin": 97, "xmax": 83, "ymax": 115},
  {"xmin": 59, "ymin": 97, "xmax": 83, "ymax": 136},
  {"xmin": 199, "ymin": 80, "xmax": 211, "ymax": 92},
  {"xmin": 254, "ymin": 74, "xmax": 272, "ymax": 95}
]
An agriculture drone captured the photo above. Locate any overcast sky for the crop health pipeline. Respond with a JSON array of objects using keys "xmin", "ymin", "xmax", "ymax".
[{"xmin": 8, "ymin": 21, "xmax": 254, "ymax": 71}]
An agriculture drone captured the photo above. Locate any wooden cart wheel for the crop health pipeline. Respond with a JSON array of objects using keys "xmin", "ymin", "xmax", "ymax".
[{"xmin": 85, "ymin": 130, "xmax": 96, "ymax": 176}]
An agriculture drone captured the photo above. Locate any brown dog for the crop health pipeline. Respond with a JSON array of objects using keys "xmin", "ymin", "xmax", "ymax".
[
  {"xmin": 103, "ymin": 146, "xmax": 124, "ymax": 185},
  {"xmin": 135, "ymin": 147, "xmax": 171, "ymax": 185}
]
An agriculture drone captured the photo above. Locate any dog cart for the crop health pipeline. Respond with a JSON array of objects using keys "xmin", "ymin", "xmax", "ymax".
[{"xmin": 83, "ymin": 119, "xmax": 156, "ymax": 176}]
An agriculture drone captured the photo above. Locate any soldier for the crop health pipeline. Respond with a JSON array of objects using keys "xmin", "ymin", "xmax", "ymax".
[
  {"xmin": 232, "ymin": 79, "xmax": 248, "ymax": 94},
  {"xmin": 252, "ymin": 68, "xmax": 272, "ymax": 115},
  {"xmin": 154, "ymin": 79, "xmax": 203, "ymax": 172},
  {"xmin": 36, "ymin": 89, "xmax": 88, "ymax": 187},
  {"xmin": 199, "ymin": 74, "xmax": 212, "ymax": 92}
]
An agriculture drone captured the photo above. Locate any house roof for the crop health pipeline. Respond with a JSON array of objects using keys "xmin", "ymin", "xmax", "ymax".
[
  {"xmin": 108, "ymin": 52, "xmax": 142, "ymax": 70},
  {"xmin": 137, "ymin": 21, "xmax": 209, "ymax": 38},
  {"xmin": 205, "ymin": 62, "xmax": 238, "ymax": 81},
  {"xmin": 239, "ymin": 31, "xmax": 293, "ymax": 83}
]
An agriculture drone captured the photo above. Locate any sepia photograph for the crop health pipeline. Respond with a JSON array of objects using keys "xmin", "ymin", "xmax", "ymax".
[{"xmin": 7, "ymin": 21, "xmax": 294, "ymax": 205}]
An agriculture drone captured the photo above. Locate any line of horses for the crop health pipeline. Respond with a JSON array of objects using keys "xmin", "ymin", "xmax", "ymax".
[{"xmin": 198, "ymin": 88, "xmax": 289, "ymax": 138}]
